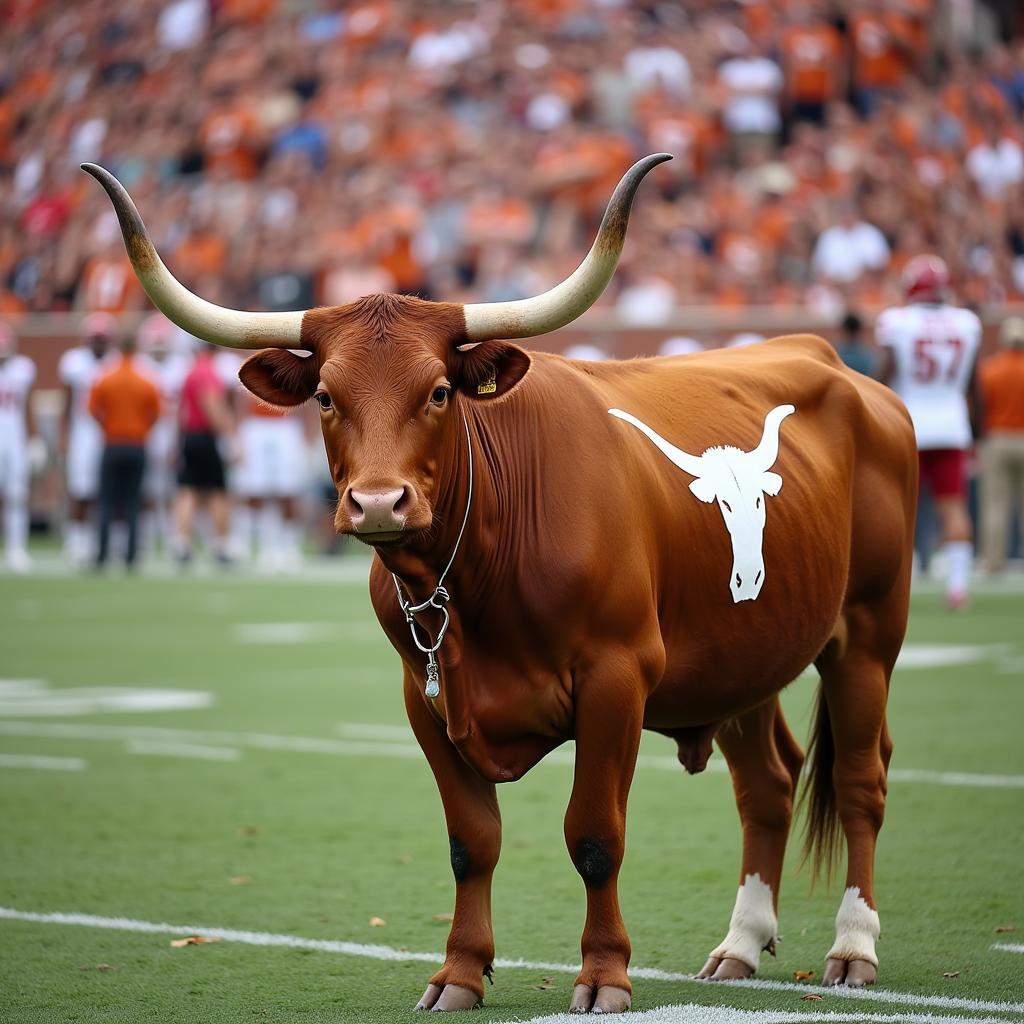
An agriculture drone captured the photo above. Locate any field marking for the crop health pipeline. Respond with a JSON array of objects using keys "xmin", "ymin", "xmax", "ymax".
[
  {"xmin": 0, "ymin": 753, "xmax": 85, "ymax": 771},
  {"xmin": 992, "ymin": 943, "xmax": 1024, "ymax": 954},
  {"xmin": 2, "ymin": 720, "xmax": 1023, "ymax": 790},
  {"xmin": 126, "ymin": 740, "xmax": 241, "ymax": 762},
  {"xmin": 0, "ymin": 679, "xmax": 212, "ymax": 717},
  {"xmin": 894, "ymin": 644, "xmax": 1012, "ymax": 669},
  {"xmin": 1, "ymin": 907, "xmax": 1022, "ymax": 1018},
  {"xmin": 233, "ymin": 622, "xmax": 379, "ymax": 644},
  {"xmin": 518, "ymin": 1006, "xmax": 1013, "ymax": 1024}
]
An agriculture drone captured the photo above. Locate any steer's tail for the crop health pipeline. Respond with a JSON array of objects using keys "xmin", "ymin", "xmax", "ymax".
[{"xmin": 799, "ymin": 685, "xmax": 842, "ymax": 883}]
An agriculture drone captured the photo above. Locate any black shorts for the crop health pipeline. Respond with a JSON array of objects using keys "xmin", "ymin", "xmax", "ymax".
[{"xmin": 178, "ymin": 432, "xmax": 226, "ymax": 491}]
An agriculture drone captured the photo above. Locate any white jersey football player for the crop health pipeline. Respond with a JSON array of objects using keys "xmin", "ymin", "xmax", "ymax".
[
  {"xmin": 137, "ymin": 313, "xmax": 189, "ymax": 555},
  {"xmin": 236, "ymin": 395, "xmax": 309, "ymax": 571},
  {"xmin": 0, "ymin": 322, "xmax": 36, "ymax": 573},
  {"xmin": 876, "ymin": 255, "xmax": 982, "ymax": 608},
  {"xmin": 59, "ymin": 312, "xmax": 115, "ymax": 565}
]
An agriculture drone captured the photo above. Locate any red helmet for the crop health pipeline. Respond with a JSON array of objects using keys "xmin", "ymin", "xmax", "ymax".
[{"xmin": 902, "ymin": 254, "xmax": 950, "ymax": 303}]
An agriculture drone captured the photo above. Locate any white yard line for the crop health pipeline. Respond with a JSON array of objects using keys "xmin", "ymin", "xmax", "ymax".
[
  {"xmin": 992, "ymin": 943, "xmax": 1024, "ymax": 954},
  {"xmin": 1, "ymin": 720, "xmax": 1022, "ymax": 790},
  {"xmin": 126, "ymin": 740, "xmax": 241, "ymax": 762},
  {"xmin": 518, "ymin": 1007, "xmax": 1013, "ymax": 1024},
  {"xmin": 233, "ymin": 622, "xmax": 379, "ymax": 644},
  {"xmin": 0, "ymin": 906, "xmax": 1021, "ymax": 1018},
  {"xmin": 0, "ymin": 753, "xmax": 85, "ymax": 771}
]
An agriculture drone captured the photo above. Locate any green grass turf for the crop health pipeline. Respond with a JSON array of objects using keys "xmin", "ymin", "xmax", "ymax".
[{"xmin": 1, "ymin": 563, "xmax": 1023, "ymax": 1022}]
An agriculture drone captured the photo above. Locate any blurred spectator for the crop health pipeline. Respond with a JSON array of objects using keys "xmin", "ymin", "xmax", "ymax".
[
  {"xmin": 812, "ymin": 204, "xmax": 891, "ymax": 284},
  {"xmin": 236, "ymin": 395, "xmax": 308, "ymax": 572},
  {"xmin": 659, "ymin": 336, "xmax": 704, "ymax": 357},
  {"xmin": 137, "ymin": 313, "xmax": 190, "ymax": 556},
  {"xmin": 835, "ymin": 310, "xmax": 876, "ymax": 378},
  {"xmin": 848, "ymin": 0, "xmax": 921, "ymax": 116},
  {"xmin": 59, "ymin": 314, "xmax": 115, "ymax": 566},
  {"xmin": 0, "ymin": 322, "xmax": 36, "ymax": 574},
  {"xmin": 978, "ymin": 316, "xmax": 1024, "ymax": 572},
  {"xmin": 563, "ymin": 343, "xmax": 610, "ymax": 361},
  {"xmin": 174, "ymin": 344, "xmax": 235, "ymax": 566},
  {"xmin": 966, "ymin": 116, "xmax": 1024, "ymax": 200},
  {"xmin": 717, "ymin": 38, "xmax": 784, "ymax": 155},
  {"xmin": 780, "ymin": 6, "xmax": 844, "ymax": 126},
  {"xmin": 89, "ymin": 335, "xmax": 161, "ymax": 570},
  {"xmin": 876, "ymin": 255, "xmax": 982, "ymax": 609}
]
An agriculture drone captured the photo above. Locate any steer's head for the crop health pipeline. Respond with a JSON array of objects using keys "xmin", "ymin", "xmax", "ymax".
[{"xmin": 82, "ymin": 153, "xmax": 671, "ymax": 546}]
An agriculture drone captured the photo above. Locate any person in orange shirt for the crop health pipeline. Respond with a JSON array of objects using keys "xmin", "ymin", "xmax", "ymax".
[
  {"xmin": 979, "ymin": 316, "xmax": 1024, "ymax": 572},
  {"xmin": 849, "ymin": 2, "xmax": 922, "ymax": 116},
  {"xmin": 88, "ymin": 335, "xmax": 161, "ymax": 569},
  {"xmin": 780, "ymin": 11, "xmax": 844, "ymax": 126}
]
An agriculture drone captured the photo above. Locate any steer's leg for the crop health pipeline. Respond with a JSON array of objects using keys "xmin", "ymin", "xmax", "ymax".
[
  {"xmin": 698, "ymin": 698, "xmax": 804, "ymax": 982},
  {"xmin": 564, "ymin": 659, "xmax": 648, "ymax": 1014},
  {"xmin": 403, "ymin": 672, "xmax": 501, "ymax": 1012},
  {"xmin": 816, "ymin": 599, "xmax": 900, "ymax": 988}
]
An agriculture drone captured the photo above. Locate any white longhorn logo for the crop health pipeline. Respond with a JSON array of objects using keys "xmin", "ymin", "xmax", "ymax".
[{"xmin": 609, "ymin": 404, "xmax": 795, "ymax": 602}]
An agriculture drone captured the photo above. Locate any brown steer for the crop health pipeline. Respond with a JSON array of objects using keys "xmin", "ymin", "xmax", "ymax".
[{"xmin": 85, "ymin": 154, "xmax": 916, "ymax": 1015}]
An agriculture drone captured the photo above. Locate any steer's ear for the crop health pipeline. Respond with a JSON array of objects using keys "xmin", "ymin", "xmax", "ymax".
[
  {"xmin": 239, "ymin": 350, "xmax": 319, "ymax": 407},
  {"xmin": 453, "ymin": 341, "xmax": 531, "ymax": 400},
  {"xmin": 688, "ymin": 478, "xmax": 717, "ymax": 504},
  {"xmin": 760, "ymin": 471, "xmax": 783, "ymax": 496}
]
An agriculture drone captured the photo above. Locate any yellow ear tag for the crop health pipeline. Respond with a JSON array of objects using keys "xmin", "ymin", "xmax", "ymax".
[{"xmin": 477, "ymin": 372, "xmax": 497, "ymax": 396}]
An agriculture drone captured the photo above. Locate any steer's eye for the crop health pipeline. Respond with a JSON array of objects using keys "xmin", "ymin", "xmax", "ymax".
[
  {"xmin": 430, "ymin": 387, "xmax": 450, "ymax": 406},
  {"xmin": 315, "ymin": 391, "xmax": 332, "ymax": 411}
]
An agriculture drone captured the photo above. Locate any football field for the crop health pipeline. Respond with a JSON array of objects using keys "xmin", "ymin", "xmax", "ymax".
[{"xmin": 1, "ymin": 559, "xmax": 1022, "ymax": 1024}]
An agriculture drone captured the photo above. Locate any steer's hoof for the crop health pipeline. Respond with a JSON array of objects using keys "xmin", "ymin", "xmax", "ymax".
[
  {"xmin": 697, "ymin": 956, "xmax": 753, "ymax": 981},
  {"xmin": 415, "ymin": 983, "xmax": 482, "ymax": 1011},
  {"xmin": 823, "ymin": 958, "xmax": 876, "ymax": 988},
  {"xmin": 568, "ymin": 984, "xmax": 631, "ymax": 1014}
]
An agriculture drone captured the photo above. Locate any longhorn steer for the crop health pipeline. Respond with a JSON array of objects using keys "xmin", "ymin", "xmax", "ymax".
[{"xmin": 86, "ymin": 155, "xmax": 917, "ymax": 1015}]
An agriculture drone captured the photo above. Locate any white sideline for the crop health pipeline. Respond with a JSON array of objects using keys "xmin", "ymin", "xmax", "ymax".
[
  {"xmin": 2, "ymin": 720, "xmax": 1023, "ymax": 790},
  {"xmin": 518, "ymin": 1007, "xmax": 1012, "ymax": 1024},
  {"xmin": 992, "ymin": 943, "xmax": 1024, "ymax": 954},
  {"xmin": 1, "ymin": 907, "xmax": 1022, "ymax": 1018},
  {"xmin": 0, "ymin": 753, "xmax": 85, "ymax": 771}
]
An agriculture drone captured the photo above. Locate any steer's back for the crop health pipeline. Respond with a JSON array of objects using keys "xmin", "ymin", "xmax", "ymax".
[{"xmin": 561, "ymin": 334, "xmax": 916, "ymax": 722}]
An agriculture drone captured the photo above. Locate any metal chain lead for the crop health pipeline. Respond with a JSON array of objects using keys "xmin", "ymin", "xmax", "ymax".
[{"xmin": 392, "ymin": 409, "xmax": 474, "ymax": 699}]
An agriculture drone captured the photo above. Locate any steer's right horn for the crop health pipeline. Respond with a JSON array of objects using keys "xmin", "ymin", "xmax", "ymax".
[
  {"xmin": 81, "ymin": 164, "xmax": 304, "ymax": 349},
  {"xmin": 463, "ymin": 153, "xmax": 672, "ymax": 342}
]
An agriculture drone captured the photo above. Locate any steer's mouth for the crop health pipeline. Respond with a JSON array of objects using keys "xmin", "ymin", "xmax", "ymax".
[{"xmin": 355, "ymin": 529, "xmax": 409, "ymax": 547}]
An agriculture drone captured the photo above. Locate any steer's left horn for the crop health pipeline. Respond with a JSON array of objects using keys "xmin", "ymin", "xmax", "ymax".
[
  {"xmin": 81, "ymin": 164, "xmax": 304, "ymax": 349},
  {"xmin": 462, "ymin": 153, "xmax": 672, "ymax": 342}
]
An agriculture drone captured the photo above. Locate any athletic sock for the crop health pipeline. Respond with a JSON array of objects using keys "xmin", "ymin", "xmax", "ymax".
[
  {"xmin": 282, "ymin": 518, "xmax": 303, "ymax": 566},
  {"xmin": 258, "ymin": 505, "xmax": 281, "ymax": 568},
  {"xmin": 5, "ymin": 498, "xmax": 28, "ymax": 562},
  {"xmin": 66, "ymin": 521, "xmax": 90, "ymax": 564},
  {"xmin": 945, "ymin": 540, "xmax": 973, "ymax": 600}
]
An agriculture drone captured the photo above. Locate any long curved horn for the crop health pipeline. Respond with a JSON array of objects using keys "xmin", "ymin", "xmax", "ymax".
[
  {"xmin": 608, "ymin": 408, "xmax": 706, "ymax": 479},
  {"xmin": 746, "ymin": 404, "xmax": 796, "ymax": 471},
  {"xmin": 81, "ymin": 164, "xmax": 303, "ymax": 349},
  {"xmin": 462, "ymin": 153, "xmax": 672, "ymax": 342}
]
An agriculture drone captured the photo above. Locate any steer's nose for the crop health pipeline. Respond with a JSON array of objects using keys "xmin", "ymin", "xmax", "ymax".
[{"xmin": 345, "ymin": 486, "xmax": 410, "ymax": 533}]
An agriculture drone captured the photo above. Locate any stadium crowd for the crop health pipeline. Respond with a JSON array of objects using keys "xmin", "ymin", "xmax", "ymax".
[
  {"xmin": 2, "ymin": 0, "xmax": 1024, "ymax": 581},
  {"xmin": 2, "ymin": 0, "xmax": 1024, "ymax": 320}
]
